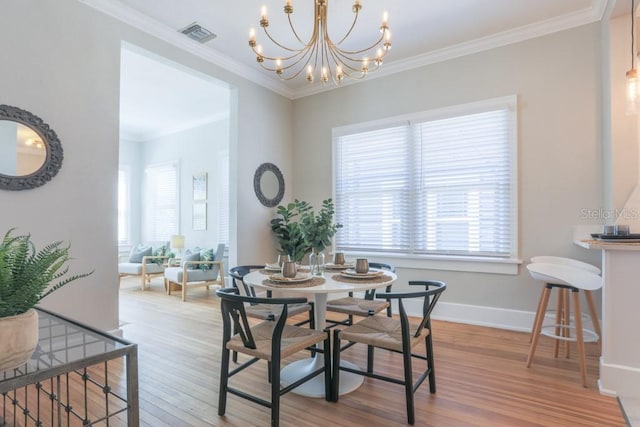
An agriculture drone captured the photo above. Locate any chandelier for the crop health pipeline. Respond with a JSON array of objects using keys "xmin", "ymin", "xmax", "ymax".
[{"xmin": 249, "ymin": 0, "xmax": 391, "ymax": 85}]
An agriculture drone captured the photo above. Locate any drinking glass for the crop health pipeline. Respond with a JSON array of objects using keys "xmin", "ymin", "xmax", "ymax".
[
  {"xmin": 334, "ymin": 252, "xmax": 345, "ymax": 265},
  {"xmin": 614, "ymin": 224, "xmax": 630, "ymax": 236},
  {"xmin": 602, "ymin": 225, "xmax": 614, "ymax": 235}
]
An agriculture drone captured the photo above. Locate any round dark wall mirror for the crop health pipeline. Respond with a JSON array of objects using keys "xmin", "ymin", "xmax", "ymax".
[
  {"xmin": 254, "ymin": 162, "xmax": 285, "ymax": 207},
  {"xmin": 0, "ymin": 105, "xmax": 63, "ymax": 191}
]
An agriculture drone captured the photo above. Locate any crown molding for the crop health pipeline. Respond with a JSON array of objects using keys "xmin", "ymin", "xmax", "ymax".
[
  {"xmin": 79, "ymin": 0, "xmax": 610, "ymax": 101},
  {"xmin": 78, "ymin": 0, "xmax": 294, "ymax": 98}
]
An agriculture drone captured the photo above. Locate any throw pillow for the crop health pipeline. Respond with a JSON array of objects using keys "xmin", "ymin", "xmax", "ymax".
[
  {"xmin": 181, "ymin": 250, "xmax": 200, "ymax": 268},
  {"xmin": 199, "ymin": 248, "xmax": 214, "ymax": 270},
  {"xmin": 151, "ymin": 245, "xmax": 174, "ymax": 264},
  {"xmin": 129, "ymin": 245, "xmax": 151, "ymax": 263}
]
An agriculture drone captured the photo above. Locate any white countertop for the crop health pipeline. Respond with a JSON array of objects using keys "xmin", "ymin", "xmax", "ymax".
[{"xmin": 574, "ymin": 239, "xmax": 640, "ymax": 251}]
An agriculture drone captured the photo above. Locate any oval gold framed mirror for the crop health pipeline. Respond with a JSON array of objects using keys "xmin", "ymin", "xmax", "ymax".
[{"xmin": 0, "ymin": 105, "xmax": 63, "ymax": 191}]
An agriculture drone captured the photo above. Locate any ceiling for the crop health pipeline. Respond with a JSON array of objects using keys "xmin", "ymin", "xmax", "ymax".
[
  {"xmin": 119, "ymin": 46, "xmax": 230, "ymax": 141},
  {"xmin": 97, "ymin": 0, "xmax": 629, "ymax": 140}
]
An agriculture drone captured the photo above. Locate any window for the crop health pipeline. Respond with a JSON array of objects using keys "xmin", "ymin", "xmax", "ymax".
[
  {"xmin": 117, "ymin": 167, "xmax": 130, "ymax": 245},
  {"xmin": 333, "ymin": 96, "xmax": 517, "ymax": 260},
  {"xmin": 143, "ymin": 162, "xmax": 178, "ymax": 242}
]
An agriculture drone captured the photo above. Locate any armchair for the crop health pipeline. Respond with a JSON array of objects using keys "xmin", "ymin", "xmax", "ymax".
[
  {"xmin": 118, "ymin": 242, "xmax": 171, "ymax": 290},
  {"xmin": 164, "ymin": 243, "xmax": 225, "ymax": 301}
]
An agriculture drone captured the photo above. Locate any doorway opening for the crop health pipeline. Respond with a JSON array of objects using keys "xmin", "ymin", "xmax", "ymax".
[{"xmin": 117, "ymin": 43, "xmax": 232, "ymax": 293}]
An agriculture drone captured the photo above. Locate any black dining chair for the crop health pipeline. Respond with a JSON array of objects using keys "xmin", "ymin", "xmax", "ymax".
[
  {"xmin": 229, "ymin": 265, "xmax": 314, "ymax": 325},
  {"xmin": 325, "ymin": 262, "xmax": 396, "ymax": 326},
  {"xmin": 216, "ymin": 287, "xmax": 331, "ymax": 427},
  {"xmin": 229, "ymin": 265, "xmax": 315, "ymax": 362},
  {"xmin": 332, "ymin": 280, "xmax": 446, "ymax": 425}
]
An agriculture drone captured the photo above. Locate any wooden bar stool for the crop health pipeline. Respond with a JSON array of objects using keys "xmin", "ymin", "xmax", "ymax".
[
  {"xmin": 528, "ymin": 256, "xmax": 601, "ymax": 352},
  {"xmin": 526, "ymin": 262, "xmax": 603, "ymax": 387}
]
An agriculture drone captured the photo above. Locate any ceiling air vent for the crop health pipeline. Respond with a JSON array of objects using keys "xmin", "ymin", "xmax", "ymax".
[{"xmin": 179, "ymin": 22, "xmax": 217, "ymax": 43}]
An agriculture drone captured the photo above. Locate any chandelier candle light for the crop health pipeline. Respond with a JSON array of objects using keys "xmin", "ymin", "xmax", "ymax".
[{"xmin": 249, "ymin": 0, "xmax": 391, "ymax": 85}]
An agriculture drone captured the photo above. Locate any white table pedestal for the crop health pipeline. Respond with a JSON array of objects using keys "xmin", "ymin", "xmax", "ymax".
[{"xmin": 280, "ymin": 357, "xmax": 363, "ymax": 398}]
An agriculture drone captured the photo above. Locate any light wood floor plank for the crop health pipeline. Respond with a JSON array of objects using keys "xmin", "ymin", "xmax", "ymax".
[{"xmin": 117, "ymin": 277, "xmax": 625, "ymax": 426}]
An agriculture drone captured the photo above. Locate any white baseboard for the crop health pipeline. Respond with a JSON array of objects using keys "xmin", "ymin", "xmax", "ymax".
[
  {"xmin": 108, "ymin": 327, "xmax": 124, "ymax": 337},
  {"xmin": 599, "ymin": 358, "xmax": 640, "ymax": 398},
  {"xmin": 401, "ymin": 300, "xmax": 599, "ymax": 334},
  {"xmin": 402, "ymin": 300, "xmax": 534, "ymax": 332},
  {"xmin": 432, "ymin": 301, "xmax": 534, "ymax": 332}
]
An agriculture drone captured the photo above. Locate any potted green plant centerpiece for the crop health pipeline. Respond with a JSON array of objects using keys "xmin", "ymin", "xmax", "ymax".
[
  {"xmin": 270, "ymin": 200, "xmax": 312, "ymax": 263},
  {"xmin": 300, "ymin": 199, "xmax": 342, "ymax": 276},
  {"xmin": 0, "ymin": 229, "xmax": 93, "ymax": 371}
]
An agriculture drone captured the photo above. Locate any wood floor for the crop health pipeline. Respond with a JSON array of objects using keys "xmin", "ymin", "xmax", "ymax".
[{"xmin": 118, "ymin": 276, "xmax": 626, "ymax": 427}]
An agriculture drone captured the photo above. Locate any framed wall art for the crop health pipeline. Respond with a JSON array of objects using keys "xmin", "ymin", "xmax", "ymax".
[{"xmin": 193, "ymin": 172, "xmax": 207, "ymax": 202}]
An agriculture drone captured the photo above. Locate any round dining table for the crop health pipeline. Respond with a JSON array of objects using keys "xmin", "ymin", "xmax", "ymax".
[{"xmin": 244, "ymin": 267, "xmax": 397, "ymax": 398}]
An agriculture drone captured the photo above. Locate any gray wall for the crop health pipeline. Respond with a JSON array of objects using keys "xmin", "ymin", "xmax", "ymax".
[
  {"xmin": 292, "ymin": 23, "xmax": 604, "ymax": 320},
  {"xmin": 0, "ymin": 0, "xmax": 293, "ymax": 330}
]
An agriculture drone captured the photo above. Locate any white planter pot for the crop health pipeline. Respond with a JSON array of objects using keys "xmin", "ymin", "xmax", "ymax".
[{"xmin": 0, "ymin": 309, "xmax": 39, "ymax": 371}]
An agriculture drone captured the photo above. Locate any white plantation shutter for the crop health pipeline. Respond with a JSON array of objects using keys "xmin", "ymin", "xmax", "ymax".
[
  {"xmin": 334, "ymin": 97, "xmax": 516, "ymax": 258},
  {"xmin": 335, "ymin": 125, "xmax": 412, "ymax": 252},
  {"xmin": 412, "ymin": 109, "xmax": 512, "ymax": 256},
  {"xmin": 143, "ymin": 163, "xmax": 178, "ymax": 242}
]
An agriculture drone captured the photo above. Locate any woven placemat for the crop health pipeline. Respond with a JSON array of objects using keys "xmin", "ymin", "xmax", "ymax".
[
  {"xmin": 331, "ymin": 273, "xmax": 393, "ymax": 284},
  {"xmin": 262, "ymin": 277, "xmax": 325, "ymax": 288}
]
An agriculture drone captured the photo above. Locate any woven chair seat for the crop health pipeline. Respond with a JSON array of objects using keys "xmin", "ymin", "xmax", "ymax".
[
  {"xmin": 226, "ymin": 321, "xmax": 326, "ymax": 362},
  {"xmin": 325, "ymin": 296, "xmax": 389, "ymax": 316},
  {"xmin": 246, "ymin": 302, "xmax": 311, "ymax": 320},
  {"xmin": 339, "ymin": 315, "xmax": 427, "ymax": 353}
]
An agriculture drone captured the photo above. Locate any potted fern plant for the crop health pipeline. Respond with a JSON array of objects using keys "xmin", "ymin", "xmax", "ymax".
[{"xmin": 0, "ymin": 229, "xmax": 93, "ymax": 371}]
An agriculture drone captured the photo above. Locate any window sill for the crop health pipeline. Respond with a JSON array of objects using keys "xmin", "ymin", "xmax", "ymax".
[{"xmin": 340, "ymin": 252, "xmax": 522, "ymax": 275}]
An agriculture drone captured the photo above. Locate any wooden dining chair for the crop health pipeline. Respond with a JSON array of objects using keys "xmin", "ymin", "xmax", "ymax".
[
  {"xmin": 216, "ymin": 287, "xmax": 331, "ymax": 427},
  {"xmin": 325, "ymin": 262, "xmax": 395, "ymax": 326},
  {"xmin": 332, "ymin": 280, "xmax": 446, "ymax": 425}
]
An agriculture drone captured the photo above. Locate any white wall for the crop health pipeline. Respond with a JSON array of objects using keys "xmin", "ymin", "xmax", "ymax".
[
  {"xmin": 119, "ymin": 138, "xmax": 142, "ymax": 247},
  {"xmin": 292, "ymin": 23, "xmax": 604, "ymax": 322},
  {"xmin": 0, "ymin": 121, "xmax": 17, "ymax": 175},
  {"xmin": 609, "ymin": 13, "xmax": 639, "ymax": 212},
  {"xmin": 0, "ymin": 0, "xmax": 293, "ymax": 330}
]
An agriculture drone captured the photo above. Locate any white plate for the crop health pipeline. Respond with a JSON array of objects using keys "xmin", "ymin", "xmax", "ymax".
[
  {"xmin": 341, "ymin": 269, "xmax": 385, "ymax": 279},
  {"xmin": 269, "ymin": 273, "xmax": 312, "ymax": 283},
  {"xmin": 325, "ymin": 262, "xmax": 355, "ymax": 270}
]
